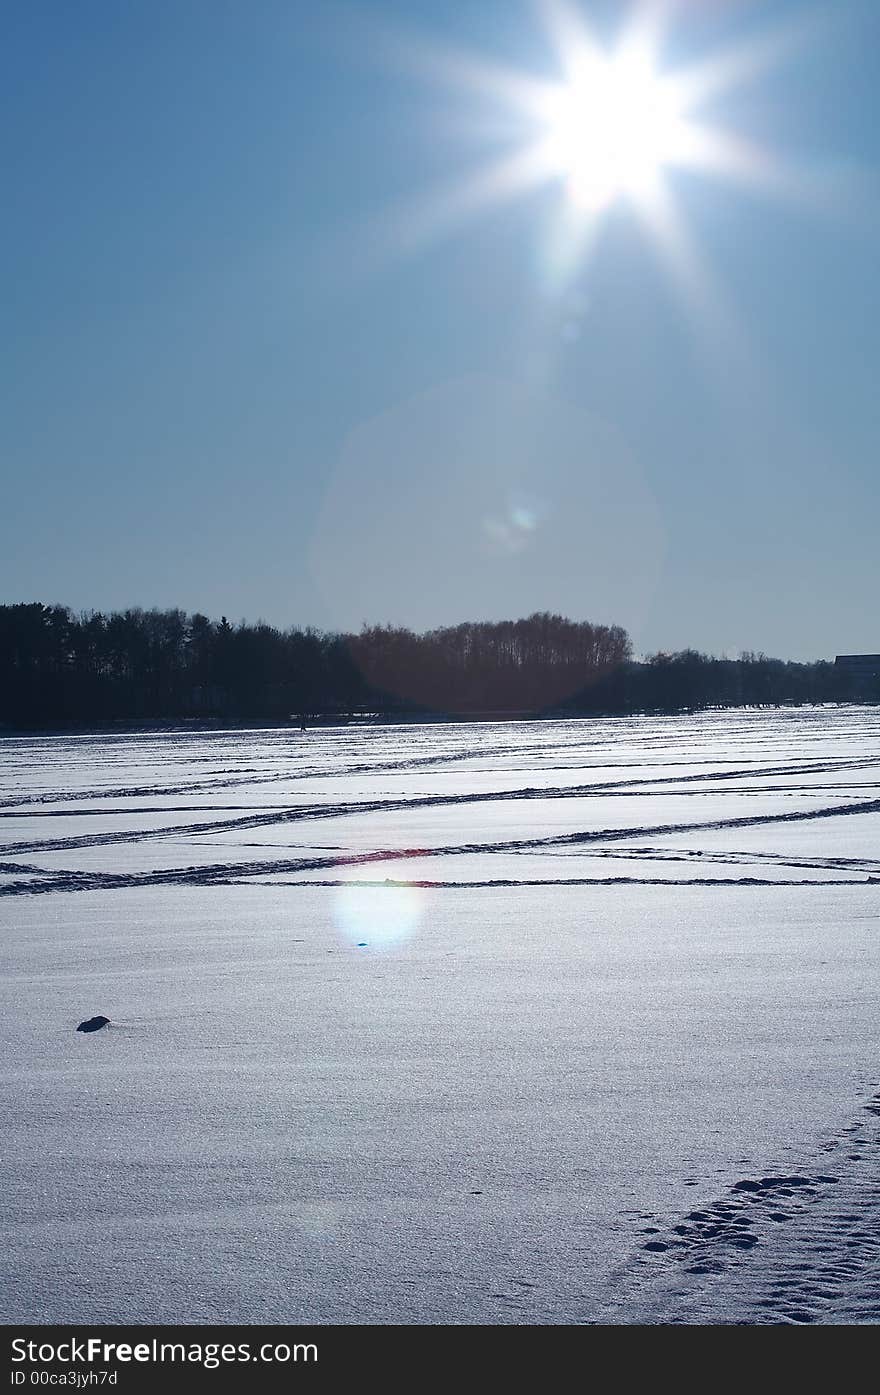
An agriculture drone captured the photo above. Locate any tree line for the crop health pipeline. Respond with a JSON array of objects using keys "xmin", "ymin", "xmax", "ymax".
[{"xmin": 0, "ymin": 602, "xmax": 872, "ymax": 728}]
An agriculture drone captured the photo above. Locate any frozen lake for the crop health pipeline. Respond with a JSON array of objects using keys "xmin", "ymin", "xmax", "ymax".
[{"xmin": 1, "ymin": 707, "xmax": 879, "ymax": 1324}]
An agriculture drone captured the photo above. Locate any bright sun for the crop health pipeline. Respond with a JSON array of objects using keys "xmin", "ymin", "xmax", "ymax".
[
  {"xmin": 539, "ymin": 55, "xmax": 695, "ymax": 209},
  {"xmin": 374, "ymin": 0, "xmax": 801, "ymax": 298}
]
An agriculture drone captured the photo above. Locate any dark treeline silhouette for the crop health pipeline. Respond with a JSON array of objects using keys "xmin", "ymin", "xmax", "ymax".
[
  {"xmin": 0, "ymin": 602, "xmax": 873, "ymax": 729},
  {"xmin": 349, "ymin": 615, "xmax": 631, "ymax": 713}
]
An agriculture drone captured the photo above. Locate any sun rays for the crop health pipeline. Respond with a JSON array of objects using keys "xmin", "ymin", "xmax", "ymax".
[{"xmin": 363, "ymin": 0, "xmax": 820, "ymax": 317}]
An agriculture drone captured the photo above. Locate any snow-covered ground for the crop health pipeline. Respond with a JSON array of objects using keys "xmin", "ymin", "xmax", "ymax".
[{"xmin": 1, "ymin": 707, "xmax": 878, "ymax": 1324}]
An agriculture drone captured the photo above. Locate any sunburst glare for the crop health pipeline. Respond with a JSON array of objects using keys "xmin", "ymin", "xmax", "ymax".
[
  {"xmin": 365, "ymin": 0, "xmax": 819, "ymax": 307},
  {"xmin": 537, "ymin": 50, "xmax": 698, "ymax": 211}
]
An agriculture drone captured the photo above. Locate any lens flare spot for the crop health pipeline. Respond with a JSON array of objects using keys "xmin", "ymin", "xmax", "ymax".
[
  {"xmin": 510, "ymin": 506, "xmax": 536, "ymax": 531},
  {"xmin": 335, "ymin": 877, "xmax": 424, "ymax": 949},
  {"xmin": 483, "ymin": 492, "xmax": 548, "ymax": 555}
]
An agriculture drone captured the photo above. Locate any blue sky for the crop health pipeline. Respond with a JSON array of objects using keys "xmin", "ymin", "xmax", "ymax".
[{"xmin": 2, "ymin": 0, "xmax": 877, "ymax": 659}]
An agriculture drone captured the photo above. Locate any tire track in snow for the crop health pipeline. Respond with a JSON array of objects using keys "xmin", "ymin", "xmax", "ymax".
[
  {"xmin": 4, "ymin": 797, "xmax": 880, "ymax": 896},
  {"xmin": 3, "ymin": 773, "xmax": 880, "ymax": 858},
  {"xmin": 2, "ymin": 750, "xmax": 878, "ymax": 813}
]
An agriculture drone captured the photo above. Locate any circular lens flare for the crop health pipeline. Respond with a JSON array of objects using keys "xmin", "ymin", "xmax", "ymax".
[{"xmin": 335, "ymin": 878, "xmax": 424, "ymax": 949}]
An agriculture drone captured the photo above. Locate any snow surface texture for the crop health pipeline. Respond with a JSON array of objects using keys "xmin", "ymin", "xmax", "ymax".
[{"xmin": 1, "ymin": 707, "xmax": 878, "ymax": 1325}]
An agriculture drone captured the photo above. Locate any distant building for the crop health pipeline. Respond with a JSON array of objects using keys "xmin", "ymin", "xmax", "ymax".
[{"xmin": 834, "ymin": 654, "xmax": 880, "ymax": 697}]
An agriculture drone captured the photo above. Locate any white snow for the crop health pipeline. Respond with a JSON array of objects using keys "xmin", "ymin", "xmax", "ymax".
[{"xmin": 1, "ymin": 706, "xmax": 878, "ymax": 1324}]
